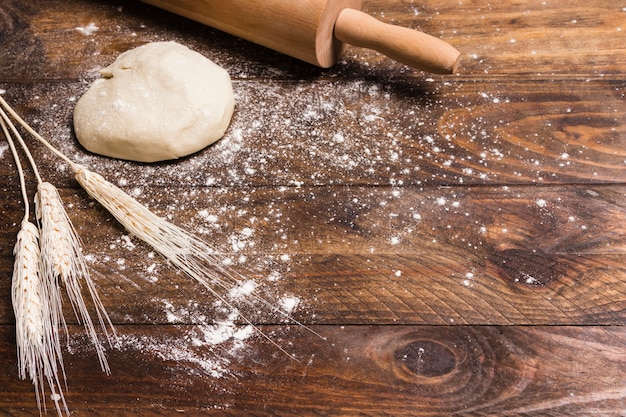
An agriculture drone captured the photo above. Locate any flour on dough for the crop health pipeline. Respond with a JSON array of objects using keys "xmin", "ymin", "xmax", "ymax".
[{"xmin": 73, "ymin": 41, "xmax": 234, "ymax": 162}]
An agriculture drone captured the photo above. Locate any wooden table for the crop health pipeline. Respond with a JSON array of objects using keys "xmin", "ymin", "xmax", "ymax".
[{"xmin": 1, "ymin": 1, "xmax": 625, "ymax": 415}]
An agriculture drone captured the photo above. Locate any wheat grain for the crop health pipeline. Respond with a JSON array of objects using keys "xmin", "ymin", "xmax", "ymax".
[
  {"xmin": 73, "ymin": 166, "xmax": 263, "ymax": 300},
  {"xmin": 36, "ymin": 181, "xmax": 116, "ymax": 374},
  {"xmin": 36, "ymin": 183, "xmax": 75, "ymax": 279},
  {"xmin": 72, "ymin": 166, "xmax": 252, "ymax": 291}
]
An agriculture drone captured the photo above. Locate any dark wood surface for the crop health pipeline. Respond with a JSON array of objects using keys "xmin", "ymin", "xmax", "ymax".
[{"xmin": 1, "ymin": 0, "xmax": 625, "ymax": 415}]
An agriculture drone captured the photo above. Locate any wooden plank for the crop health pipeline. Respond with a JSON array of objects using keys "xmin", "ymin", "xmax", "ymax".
[
  {"xmin": 1, "ymin": 77, "xmax": 624, "ymax": 188},
  {"xmin": 368, "ymin": 1, "xmax": 626, "ymax": 78},
  {"xmin": 1, "ymin": 0, "xmax": 625, "ymax": 81},
  {"xmin": 1, "ymin": 185, "xmax": 625, "ymax": 325},
  {"xmin": 0, "ymin": 324, "xmax": 624, "ymax": 415},
  {"xmin": 0, "ymin": 0, "xmax": 329, "ymax": 82}
]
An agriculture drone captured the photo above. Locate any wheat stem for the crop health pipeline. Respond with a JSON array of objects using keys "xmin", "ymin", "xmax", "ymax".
[
  {"xmin": 0, "ymin": 95, "xmax": 76, "ymax": 170},
  {"xmin": 0, "ymin": 109, "xmax": 31, "ymax": 221},
  {"xmin": 0, "ymin": 105, "xmax": 44, "ymax": 184}
]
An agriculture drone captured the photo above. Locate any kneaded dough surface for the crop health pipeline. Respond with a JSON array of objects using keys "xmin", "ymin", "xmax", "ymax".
[{"xmin": 73, "ymin": 41, "xmax": 234, "ymax": 162}]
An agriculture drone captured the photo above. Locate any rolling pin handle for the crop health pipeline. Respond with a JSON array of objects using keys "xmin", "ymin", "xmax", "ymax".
[{"xmin": 334, "ymin": 8, "xmax": 461, "ymax": 74}]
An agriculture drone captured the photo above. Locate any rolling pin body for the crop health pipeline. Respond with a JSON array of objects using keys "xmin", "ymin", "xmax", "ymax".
[
  {"xmin": 142, "ymin": 0, "xmax": 362, "ymax": 67},
  {"xmin": 141, "ymin": 0, "xmax": 460, "ymax": 73}
]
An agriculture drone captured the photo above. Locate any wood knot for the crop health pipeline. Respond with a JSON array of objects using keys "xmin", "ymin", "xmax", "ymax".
[
  {"xmin": 394, "ymin": 340, "xmax": 456, "ymax": 378},
  {"xmin": 491, "ymin": 248, "xmax": 565, "ymax": 288}
]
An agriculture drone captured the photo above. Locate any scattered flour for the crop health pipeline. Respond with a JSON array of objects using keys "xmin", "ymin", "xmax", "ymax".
[
  {"xmin": 228, "ymin": 279, "xmax": 257, "ymax": 300},
  {"xmin": 75, "ymin": 22, "xmax": 99, "ymax": 36},
  {"xmin": 116, "ymin": 329, "xmax": 244, "ymax": 379},
  {"xmin": 26, "ymin": 47, "xmax": 597, "ymax": 393},
  {"xmin": 120, "ymin": 234, "xmax": 136, "ymax": 250},
  {"xmin": 113, "ymin": 301, "xmax": 257, "ymax": 379},
  {"xmin": 278, "ymin": 296, "xmax": 300, "ymax": 314},
  {"xmin": 193, "ymin": 312, "xmax": 254, "ymax": 346}
]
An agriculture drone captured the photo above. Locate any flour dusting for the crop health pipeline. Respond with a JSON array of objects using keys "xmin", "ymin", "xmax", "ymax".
[
  {"xmin": 279, "ymin": 296, "xmax": 300, "ymax": 314},
  {"xmin": 115, "ymin": 329, "xmax": 243, "ymax": 379},
  {"xmin": 228, "ymin": 279, "xmax": 257, "ymax": 299},
  {"xmin": 75, "ymin": 22, "xmax": 99, "ymax": 36},
  {"xmin": 114, "ymin": 302, "xmax": 256, "ymax": 379}
]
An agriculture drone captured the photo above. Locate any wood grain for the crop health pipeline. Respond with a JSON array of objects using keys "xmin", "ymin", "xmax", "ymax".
[
  {"xmin": 0, "ymin": 78, "xmax": 623, "ymax": 188},
  {"xmin": 2, "ymin": 185, "xmax": 625, "ymax": 326},
  {"xmin": 0, "ymin": 325, "xmax": 624, "ymax": 415},
  {"xmin": 1, "ymin": 0, "xmax": 625, "ymax": 415}
]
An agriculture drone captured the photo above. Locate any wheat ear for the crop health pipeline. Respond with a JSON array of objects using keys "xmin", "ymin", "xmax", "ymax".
[
  {"xmin": 1, "ymin": 113, "xmax": 69, "ymax": 416},
  {"xmin": 12, "ymin": 221, "xmax": 69, "ymax": 416},
  {"xmin": 36, "ymin": 181, "xmax": 116, "ymax": 374}
]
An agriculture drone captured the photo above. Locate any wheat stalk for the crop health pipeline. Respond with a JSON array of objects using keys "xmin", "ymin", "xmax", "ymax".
[
  {"xmin": 0, "ymin": 94, "xmax": 322, "ymax": 354},
  {"xmin": 0, "ymin": 99, "xmax": 116, "ymax": 361},
  {"xmin": 1, "ymin": 113, "xmax": 68, "ymax": 416}
]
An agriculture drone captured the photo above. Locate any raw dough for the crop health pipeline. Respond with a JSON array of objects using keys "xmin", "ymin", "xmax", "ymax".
[{"xmin": 73, "ymin": 41, "xmax": 234, "ymax": 162}]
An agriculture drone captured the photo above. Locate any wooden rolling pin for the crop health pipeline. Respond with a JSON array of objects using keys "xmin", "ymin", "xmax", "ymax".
[{"xmin": 141, "ymin": 0, "xmax": 461, "ymax": 74}]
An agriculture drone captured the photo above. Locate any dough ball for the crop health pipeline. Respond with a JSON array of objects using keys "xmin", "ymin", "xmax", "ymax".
[{"xmin": 73, "ymin": 41, "xmax": 234, "ymax": 162}]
